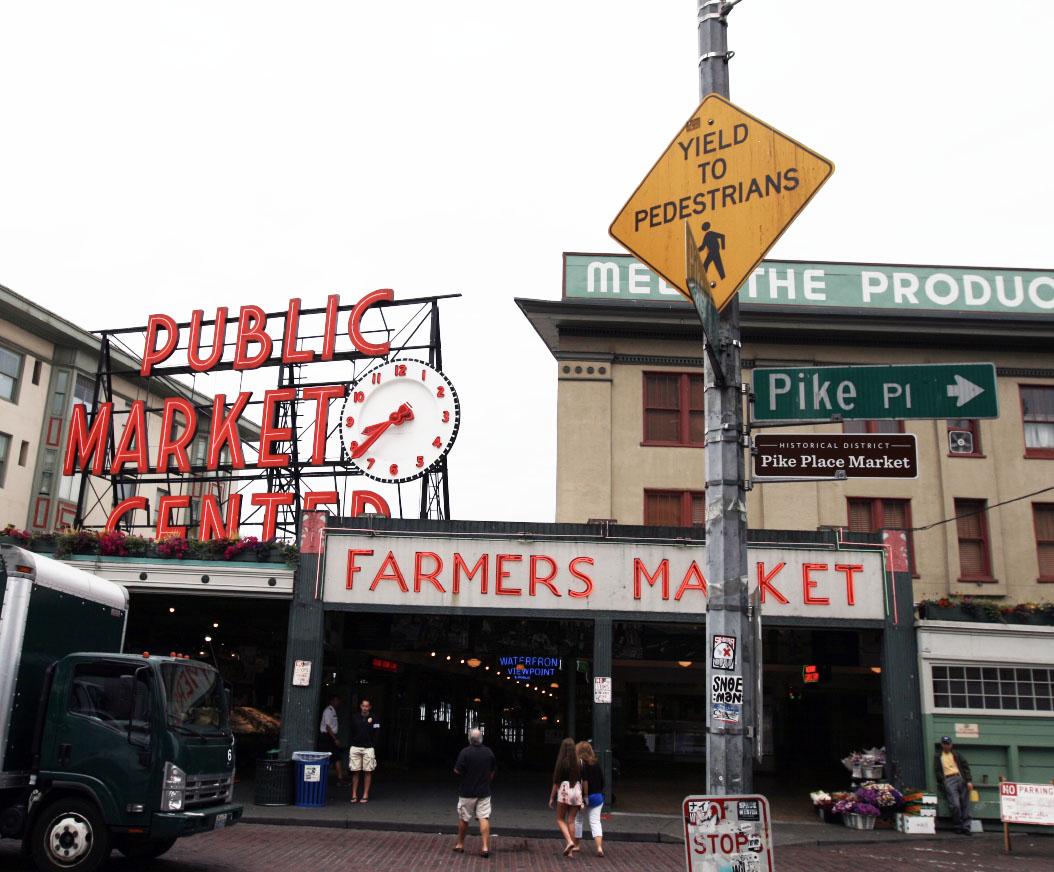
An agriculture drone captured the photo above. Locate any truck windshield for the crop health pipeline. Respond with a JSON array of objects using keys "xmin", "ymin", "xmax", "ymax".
[{"xmin": 161, "ymin": 662, "xmax": 230, "ymax": 735}]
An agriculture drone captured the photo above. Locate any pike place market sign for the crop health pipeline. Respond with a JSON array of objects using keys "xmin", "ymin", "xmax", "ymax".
[
  {"xmin": 562, "ymin": 253, "xmax": 1054, "ymax": 316},
  {"xmin": 321, "ymin": 533, "xmax": 885, "ymax": 620}
]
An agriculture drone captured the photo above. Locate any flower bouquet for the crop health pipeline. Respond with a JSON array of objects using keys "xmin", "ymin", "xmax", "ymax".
[{"xmin": 841, "ymin": 747, "xmax": 885, "ymax": 779}]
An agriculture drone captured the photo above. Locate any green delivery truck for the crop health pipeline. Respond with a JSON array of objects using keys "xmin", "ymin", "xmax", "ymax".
[{"xmin": 0, "ymin": 545, "xmax": 242, "ymax": 871}]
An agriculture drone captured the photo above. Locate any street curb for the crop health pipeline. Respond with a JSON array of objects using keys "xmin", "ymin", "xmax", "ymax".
[{"xmin": 240, "ymin": 812, "xmax": 677, "ymax": 843}]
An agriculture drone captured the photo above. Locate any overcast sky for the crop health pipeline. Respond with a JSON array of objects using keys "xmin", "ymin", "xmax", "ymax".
[{"xmin": 2, "ymin": 1, "xmax": 1051, "ymax": 523}]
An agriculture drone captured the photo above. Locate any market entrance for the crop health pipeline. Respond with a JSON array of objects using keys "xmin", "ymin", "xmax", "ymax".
[{"xmin": 320, "ymin": 612, "xmax": 595, "ymax": 773}]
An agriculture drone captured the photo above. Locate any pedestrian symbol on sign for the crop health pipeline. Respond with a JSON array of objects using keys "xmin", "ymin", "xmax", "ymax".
[{"xmin": 698, "ymin": 222, "xmax": 726, "ymax": 280}]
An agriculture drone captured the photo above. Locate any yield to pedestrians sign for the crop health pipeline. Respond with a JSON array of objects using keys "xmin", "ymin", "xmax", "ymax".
[{"xmin": 610, "ymin": 94, "xmax": 834, "ymax": 312}]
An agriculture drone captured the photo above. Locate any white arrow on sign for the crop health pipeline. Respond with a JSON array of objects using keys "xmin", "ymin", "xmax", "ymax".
[{"xmin": 948, "ymin": 375, "xmax": 985, "ymax": 407}]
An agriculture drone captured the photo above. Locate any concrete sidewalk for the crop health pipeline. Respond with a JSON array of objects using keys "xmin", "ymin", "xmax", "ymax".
[{"xmin": 235, "ymin": 767, "xmax": 982, "ymax": 848}]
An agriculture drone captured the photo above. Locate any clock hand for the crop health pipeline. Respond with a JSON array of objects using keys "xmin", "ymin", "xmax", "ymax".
[{"xmin": 350, "ymin": 403, "xmax": 414, "ymax": 459}]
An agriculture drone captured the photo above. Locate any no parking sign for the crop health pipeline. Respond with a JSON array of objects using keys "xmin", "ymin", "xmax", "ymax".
[{"xmin": 683, "ymin": 794, "xmax": 774, "ymax": 872}]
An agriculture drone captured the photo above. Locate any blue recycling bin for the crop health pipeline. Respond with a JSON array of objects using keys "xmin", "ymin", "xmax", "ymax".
[{"xmin": 292, "ymin": 751, "xmax": 331, "ymax": 807}]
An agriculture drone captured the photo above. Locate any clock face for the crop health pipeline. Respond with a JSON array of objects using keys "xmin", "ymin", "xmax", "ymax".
[{"xmin": 339, "ymin": 359, "xmax": 460, "ymax": 484}]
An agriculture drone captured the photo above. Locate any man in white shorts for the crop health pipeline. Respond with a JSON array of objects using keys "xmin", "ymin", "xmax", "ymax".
[
  {"xmin": 452, "ymin": 728, "xmax": 496, "ymax": 858},
  {"xmin": 347, "ymin": 699, "xmax": 379, "ymax": 803}
]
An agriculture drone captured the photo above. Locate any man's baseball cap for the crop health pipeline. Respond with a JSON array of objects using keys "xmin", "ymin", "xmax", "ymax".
[{"xmin": 940, "ymin": 736, "xmax": 953, "ymax": 743}]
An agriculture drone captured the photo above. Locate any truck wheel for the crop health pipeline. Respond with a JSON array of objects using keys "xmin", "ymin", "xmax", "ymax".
[
  {"xmin": 116, "ymin": 836, "xmax": 177, "ymax": 860},
  {"xmin": 30, "ymin": 799, "xmax": 110, "ymax": 872}
]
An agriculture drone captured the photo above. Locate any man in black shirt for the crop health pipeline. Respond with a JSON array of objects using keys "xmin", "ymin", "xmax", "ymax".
[
  {"xmin": 452, "ymin": 728, "xmax": 496, "ymax": 857},
  {"xmin": 347, "ymin": 699, "xmax": 379, "ymax": 803}
]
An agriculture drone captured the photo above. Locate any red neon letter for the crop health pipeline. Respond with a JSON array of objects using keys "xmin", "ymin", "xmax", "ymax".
[
  {"xmin": 415, "ymin": 552, "xmax": 445, "ymax": 593},
  {"xmin": 141, "ymin": 314, "xmax": 178, "ymax": 376},
  {"xmin": 757, "ymin": 561, "xmax": 789, "ymax": 604},
  {"xmin": 567, "ymin": 556, "xmax": 594, "ymax": 598},
  {"xmin": 258, "ymin": 389, "xmax": 295, "ymax": 467},
  {"xmin": 348, "ymin": 288, "xmax": 392, "ymax": 357},
  {"xmin": 207, "ymin": 392, "xmax": 250, "ymax": 469},
  {"xmin": 803, "ymin": 563, "xmax": 830, "ymax": 605},
  {"xmin": 63, "ymin": 403, "xmax": 113, "ymax": 475},
  {"xmin": 529, "ymin": 555, "xmax": 561, "ymax": 597},
  {"xmin": 250, "ymin": 492, "xmax": 293, "ymax": 541},
  {"xmin": 674, "ymin": 562, "xmax": 707, "ymax": 600},
  {"xmin": 156, "ymin": 495, "xmax": 190, "ymax": 539},
  {"xmin": 349, "ymin": 490, "xmax": 391, "ymax": 517},
  {"xmin": 105, "ymin": 496, "xmax": 148, "ymax": 532},
  {"xmin": 188, "ymin": 308, "xmax": 228, "ymax": 372},
  {"xmin": 302, "ymin": 384, "xmax": 345, "ymax": 465},
  {"xmin": 233, "ymin": 305, "xmax": 273, "ymax": 370},
  {"xmin": 321, "ymin": 294, "xmax": 340, "ymax": 361},
  {"xmin": 199, "ymin": 493, "xmax": 242, "ymax": 540},
  {"xmin": 370, "ymin": 551, "xmax": 409, "ymax": 592},
  {"xmin": 633, "ymin": 558, "xmax": 669, "ymax": 600},
  {"xmin": 835, "ymin": 564, "xmax": 863, "ymax": 606},
  {"xmin": 452, "ymin": 553, "xmax": 488, "ymax": 595},
  {"xmin": 347, "ymin": 549, "xmax": 374, "ymax": 589},
  {"xmin": 281, "ymin": 298, "xmax": 315, "ymax": 364},
  {"xmin": 495, "ymin": 554, "xmax": 522, "ymax": 595},
  {"xmin": 156, "ymin": 398, "xmax": 197, "ymax": 472},
  {"xmin": 111, "ymin": 400, "xmax": 150, "ymax": 474}
]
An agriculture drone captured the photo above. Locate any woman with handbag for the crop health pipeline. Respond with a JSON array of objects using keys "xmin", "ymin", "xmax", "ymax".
[
  {"xmin": 548, "ymin": 737, "xmax": 583, "ymax": 857},
  {"xmin": 572, "ymin": 741, "xmax": 605, "ymax": 857}
]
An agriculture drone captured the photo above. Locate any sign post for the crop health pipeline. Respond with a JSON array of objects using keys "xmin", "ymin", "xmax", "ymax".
[{"xmin": 752, "ymin": 363, "xmax": 999, "ymax": 422}]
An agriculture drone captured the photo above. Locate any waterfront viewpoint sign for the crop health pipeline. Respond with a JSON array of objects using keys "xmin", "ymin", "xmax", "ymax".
[
  {"xmin": 321, "ymin": 532, "xmax": 886, "ymax": 621},
  {"xmin": 563, "ymin": 253, "xmax": 1054, "ymax": 316}
]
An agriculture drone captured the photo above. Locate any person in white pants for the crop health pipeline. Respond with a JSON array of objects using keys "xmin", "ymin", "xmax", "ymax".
[{"xmin": 573, "ymin": 741, "xmax": 605, "ymax": 857}]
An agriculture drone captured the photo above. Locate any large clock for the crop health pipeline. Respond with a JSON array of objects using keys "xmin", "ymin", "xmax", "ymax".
[{"xmin": 339, "ymin": 359, "xmax": 460, "ymax": 484}]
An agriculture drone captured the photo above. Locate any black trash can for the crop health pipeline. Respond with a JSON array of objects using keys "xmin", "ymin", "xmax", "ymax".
[{"xmin": 254, "ymin": 758, "xmax": 294, "ymax": 806}]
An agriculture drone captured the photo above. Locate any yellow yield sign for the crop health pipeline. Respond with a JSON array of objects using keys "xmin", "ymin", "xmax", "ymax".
[{"xmin": 610, "ymin": 94, "xmax": 834, "ymax": 312}]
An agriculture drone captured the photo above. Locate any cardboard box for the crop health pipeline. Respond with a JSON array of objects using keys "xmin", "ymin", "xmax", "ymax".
[
  {"xmin": 903, "ymin": 804, "xmax": 937, "ymax": 816},
  {"xmin": 902, "ymin": 791, "xmax": 938, "ymax": 804},
  {"xmin": 896, "ymin": 813, "xmax": 936, "ymax": 834}
]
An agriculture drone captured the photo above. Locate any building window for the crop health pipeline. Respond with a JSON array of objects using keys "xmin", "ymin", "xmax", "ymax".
[
  {"xmin": 1035, "ymin": 504, "xmax": 1054, "ymax": 582},
  {"xmin": 643, "ymin": 373, "xmax": 705, "ymax": 446},
  {"xmin": 0, "ymin": 347, "xmax": 22, "ymax": 403},
  {"xmin": 843, "ymin": 420, "xmax": 904, "ymax": 434},
  {"xmin": 947, "ymin": 419, "xmax": 981, "ymax": 456},
  {"xmin": 50, "ymin": 371, "xmax": 69, "ymax": 416},
  {"xmin": 1021, "ymin": 386, "xmax": 1054, "ymax": 457},
  {"xmin": 18, "ymin": 440, "xmax": 29, "ymax": 466},
  {"xmin": 846, "ymin": 497, "xmax": 914, "ymax": 568},
  {"xmin": 32, "ymin": 359, "xmax": 42, "ymax": 385},
  {"xmin": 932, "ymin": 664, "xmax": 1052, "ymax": 712},
  {"xmin": 955, "ymin": 498, "xmax": 993, "ymax": 580},
  {"xmin": 73, "ymin": 374, "xmax": 95, "ymax": 412},
  {"xmin": 645, "ymin": 490, "xmax": 705, "ymax": 527},
  {"xmin": 0, "ymin": 433, "xmax": 10, "ymax": 487}
]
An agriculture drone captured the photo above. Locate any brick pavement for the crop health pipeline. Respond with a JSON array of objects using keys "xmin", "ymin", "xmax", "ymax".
[{"xmin": 4, "ymin": 823, "xmax": 1053, "ymax": 872}]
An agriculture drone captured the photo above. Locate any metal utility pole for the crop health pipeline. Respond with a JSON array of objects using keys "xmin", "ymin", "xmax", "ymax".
[{"xmin": 698, "ymin": 0, "xmax": 753, "ymax": 795}]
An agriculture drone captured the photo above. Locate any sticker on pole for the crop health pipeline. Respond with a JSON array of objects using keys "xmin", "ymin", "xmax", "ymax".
[
  {"xmin": 712, "ymin": 635, "xmax": 737, "ymax": 671},
  {"xmin": 683, "ymin": 794, "xmax": 775, "ymax": 872}
]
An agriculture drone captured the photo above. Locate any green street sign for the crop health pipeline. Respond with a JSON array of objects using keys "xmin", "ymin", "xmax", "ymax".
[{"xmin": 752, "ymin": 363, "xmax": 998, "ymax": 422}]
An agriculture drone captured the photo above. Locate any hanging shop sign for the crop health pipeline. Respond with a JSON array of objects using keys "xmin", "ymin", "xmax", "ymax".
[
  {"xmin": 497, "ymin": 656, "xmax": 562, "ymax": 680},
  {"xmin": 321, "ymin": 532, "xmax": 886, "ymax": 620},
  {"xmin": 62, "ymin": 291, "xmax": 460, "ymax": 538}
]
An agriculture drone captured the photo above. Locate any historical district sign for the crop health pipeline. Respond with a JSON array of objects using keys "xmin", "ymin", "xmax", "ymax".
[
  {"xmin": 752, "ymin": 363, "xmax": 998, "ymax": 422},
  {"xmin": 610, "ymin": 94, "xmax": 834, "ymax": 311},
  {"xmin": 753, "ymin": 434, "xmax": 918, "ymax": 480}
]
